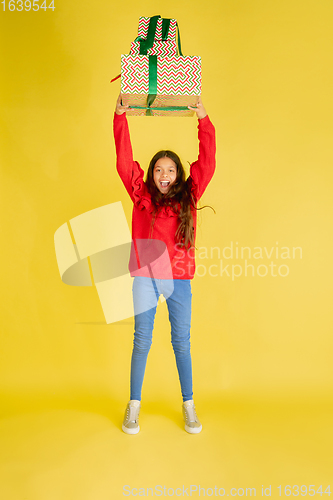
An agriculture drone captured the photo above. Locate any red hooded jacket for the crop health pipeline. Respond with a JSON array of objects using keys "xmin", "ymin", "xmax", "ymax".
[{"xmin": 113, "ymin": 112, "xmax": 216, "ymax": 280}]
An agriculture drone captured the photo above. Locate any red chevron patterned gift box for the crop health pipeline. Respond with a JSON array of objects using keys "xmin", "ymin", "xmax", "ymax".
[
  {"xmin": 121, "ymin": 55, "xmax": 201, "ymax": 116},
  {"xmin": 137, "ymin": 16, "xmax": 177, "ymax": 42},
  {"xmin": 130, "ymin": 16, "xmax": 177, "ymax": 67},
  {"xmin": 120, "ymin": 15, "xmax": 201, "ymax": 117}
]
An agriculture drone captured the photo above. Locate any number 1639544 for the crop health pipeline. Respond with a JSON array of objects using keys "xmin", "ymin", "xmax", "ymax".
[{"xmin": 1, "ymin": 0, "xmax": 55, "ymax": 11}]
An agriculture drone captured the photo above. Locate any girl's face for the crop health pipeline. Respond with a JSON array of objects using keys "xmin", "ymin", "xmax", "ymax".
[{"xmin": 153, "ymin": 157, "xmax": 177, "ymax": 194}]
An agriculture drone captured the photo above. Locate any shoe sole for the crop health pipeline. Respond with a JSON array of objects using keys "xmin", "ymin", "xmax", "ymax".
[
  {"xmin": 122, "ymin": 424, "xmax": 140, "ymax": 435},
  {"xmin": 185, "ymin": 424, "xmax": 202, "ymax": 434}
]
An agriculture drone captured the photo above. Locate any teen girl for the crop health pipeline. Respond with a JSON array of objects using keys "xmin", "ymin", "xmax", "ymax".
[{"xmin": 113, "ymin": 94, "xmax": 216, "ymax": 434}]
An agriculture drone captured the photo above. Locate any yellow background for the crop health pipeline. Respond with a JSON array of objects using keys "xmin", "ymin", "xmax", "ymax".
[{"xmin": 1, "ymin": 0, "xmax": 333, "ymax": 498}]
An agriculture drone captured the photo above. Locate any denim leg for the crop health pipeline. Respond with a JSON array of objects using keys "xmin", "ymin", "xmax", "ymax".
[
  {"xmin": 130, "ymin": 277, "xmax": 159, "ymax": 401},
  {"xmin": 165, "ymin": 279, "xmax": 193, "ymax": 402}
]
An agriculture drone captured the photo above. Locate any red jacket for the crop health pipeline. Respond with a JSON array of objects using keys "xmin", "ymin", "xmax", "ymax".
[{"xmin": 113, "ymin": 112, "xmax": 216, "ymax": 280}]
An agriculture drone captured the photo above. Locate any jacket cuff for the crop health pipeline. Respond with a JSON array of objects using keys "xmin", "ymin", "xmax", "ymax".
[
  {"xmin": 198, "ymin": 114, "xmax": 211, "ymax": 127},
  {"xmin": 114, "ymin": 111, "xmax": 127, "ymax": 121}
]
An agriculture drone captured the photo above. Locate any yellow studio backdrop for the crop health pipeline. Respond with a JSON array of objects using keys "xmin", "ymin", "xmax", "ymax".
[{"xmin": 0, "ymin": 0, "xmax": 332, "ymax": 498}]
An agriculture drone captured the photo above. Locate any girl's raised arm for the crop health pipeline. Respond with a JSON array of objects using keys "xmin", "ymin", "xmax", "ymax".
[
  {"xmin": 113, "ymin": 94, "xmax": 146, "ymax": 203},
  {"xmin": 187, "ymin": 97, "xmax": 216, "ymax": 201}
]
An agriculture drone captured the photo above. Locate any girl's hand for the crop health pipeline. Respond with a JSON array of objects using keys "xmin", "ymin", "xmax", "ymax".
[
  {"xmin": 115, "ymin": 93, "xmax": 130, "ymax": 115},
  {"xmin": 188, "ymin": 96, "xmax": 207, "ymax": 119}
]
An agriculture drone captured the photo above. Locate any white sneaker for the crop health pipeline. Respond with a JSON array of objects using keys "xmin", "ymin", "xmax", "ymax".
[
  {"xmin": 182, "ymin": 400, "xmax": 202, "ymax": 434},
  {"xmin": 122, "ymin": 400, "xmax": 141, "ymax": 434}
]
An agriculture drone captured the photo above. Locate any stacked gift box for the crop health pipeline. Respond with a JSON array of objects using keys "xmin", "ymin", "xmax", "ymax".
[
  {"xmin": 120, "ymin": 15, "xmax": 201, "ymax": 116},
  {"xmin": 130, "ymin": 16, "xmax": 178, "ymax": 57}
]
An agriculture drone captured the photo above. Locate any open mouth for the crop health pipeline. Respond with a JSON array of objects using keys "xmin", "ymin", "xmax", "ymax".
[{"xmin": 160, "ymin": 181, "xmax": 170, "ymax": 188}]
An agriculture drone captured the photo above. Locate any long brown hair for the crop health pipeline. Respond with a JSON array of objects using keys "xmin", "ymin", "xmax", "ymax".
[{"xmin": 145, "ymin": 150, "xmax": 210, "ymax": 248}]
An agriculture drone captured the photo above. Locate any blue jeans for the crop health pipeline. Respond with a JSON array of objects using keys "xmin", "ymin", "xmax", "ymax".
[{"xmin": 130, "ymin": 276, "xmax": 193, "ymax": 402}]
